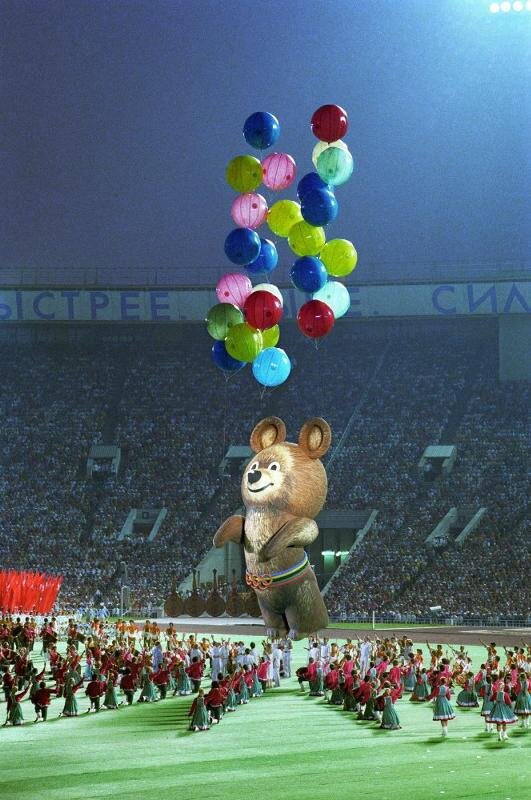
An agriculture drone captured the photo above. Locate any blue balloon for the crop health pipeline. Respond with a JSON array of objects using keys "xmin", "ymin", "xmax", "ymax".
[
  {"xmin": 297, "ymin": 171, "xmax": 329, "ymax": 200},
  {"xmin": 290, "ymin": 256, "xmax": 328, "ymax": 293},
  {"xmin": 211, "ymin": 340, "xmax": 246, "ymax": 372},
  {"xmin": 243, "ymin": 112, "xmax": 280, "ymax": 150},
  {"xmin": 252, "ymin": 347, "xmax": 291, "ymax": 387},
  {"xmin": 301, "ymin": 187, "xmax": 339, "ymax": 227},
  {"xmin": 313, "ymin": 280, "xmax": 351, "ymax": 318},
  {"xmin": 246, "ymin": 238, "xmax": 278, "ymax": 274},
  {"xmin": 224, "ymin": 227, "xmax": 261, "ymax": 266}
]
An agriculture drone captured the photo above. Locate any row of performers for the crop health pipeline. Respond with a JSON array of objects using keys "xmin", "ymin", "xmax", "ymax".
[{"xmin": 295, "ymin": 657, "xmax": 531, "ymax": 739}]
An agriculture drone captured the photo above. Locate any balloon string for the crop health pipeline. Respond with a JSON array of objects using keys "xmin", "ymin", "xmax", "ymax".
[
  {"xmin": 259, "ymin": 383, "xmax": 278, "ymax": 408},
  {"xmin": 220, "ymin": 374, "xmax": 229, "ymax": 526}
]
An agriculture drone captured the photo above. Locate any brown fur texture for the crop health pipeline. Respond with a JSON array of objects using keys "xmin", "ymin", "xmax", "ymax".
[{"xmin": 213, "ymin": 416, "xmax": 331, "ymax": 639}]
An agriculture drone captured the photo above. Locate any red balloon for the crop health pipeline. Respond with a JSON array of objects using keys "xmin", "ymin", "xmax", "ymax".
[
  {"xmin": 297, "ymin": 299, "xmax": 335, "ymax": 339},
  {"xmin": 311, "ymin": 104, "xmax": 348, "ymax": 143},
  {"xmin": 244, "ymin": 290, "xmax": 283, "ymax": 330}
]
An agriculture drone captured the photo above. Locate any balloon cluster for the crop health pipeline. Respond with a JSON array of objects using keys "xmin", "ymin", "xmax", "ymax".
[{"xmin": 206, "ymin": 105, "xmax": 357, "ymax": 387}]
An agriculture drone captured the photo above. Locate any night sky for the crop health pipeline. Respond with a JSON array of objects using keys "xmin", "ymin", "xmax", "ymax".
[{"xmin": 2, "ymin": 0, "xmax": 530, "ymax": 281}]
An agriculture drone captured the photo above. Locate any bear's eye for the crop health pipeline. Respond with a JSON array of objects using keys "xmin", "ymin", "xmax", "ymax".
[
  {"xmin": 268, "ymin": 462, "xmax": 280, "ymax": 472},
  {"xmin": 249, "ymin": 461, "xmax": 259, "ymax": 472}
]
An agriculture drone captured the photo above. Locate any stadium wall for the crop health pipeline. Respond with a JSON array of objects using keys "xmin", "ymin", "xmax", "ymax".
[{"xmin": 0, "ymin": 280, "xmax": 529, "ymax": 322}]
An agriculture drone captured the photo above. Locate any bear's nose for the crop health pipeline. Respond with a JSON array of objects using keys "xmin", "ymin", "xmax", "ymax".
[{"xmin": 247, "ymin": 470, "xmax": 262, "ymax": 485}]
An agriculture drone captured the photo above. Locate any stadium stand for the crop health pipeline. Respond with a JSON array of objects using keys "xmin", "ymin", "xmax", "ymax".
[{"xmin": 0, "ymin": 318, "xmax": 528, "ymax": 619}]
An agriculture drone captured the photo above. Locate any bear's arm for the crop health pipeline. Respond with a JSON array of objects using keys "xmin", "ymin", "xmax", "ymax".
[
  {"xmin": 213, "ymin": 515, "xmax": 245, "ymax": 547},
  {"xmin": 260, "ymin": 518, "xmax": 319, "ymax": 561}
]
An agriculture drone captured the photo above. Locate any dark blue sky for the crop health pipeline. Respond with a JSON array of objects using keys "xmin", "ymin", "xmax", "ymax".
[{"xmin": 2, "ymin": 0, "xmax": 530, "ymax": 281}]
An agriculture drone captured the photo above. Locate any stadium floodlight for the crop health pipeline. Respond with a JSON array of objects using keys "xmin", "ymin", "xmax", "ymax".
[
  {"xmin": 490, "ymin": 0, "xmax": 531, "ymax": 10},
  {"xmin": 120, "ymin": 585, "xmax": 131, "ymax": 616}
]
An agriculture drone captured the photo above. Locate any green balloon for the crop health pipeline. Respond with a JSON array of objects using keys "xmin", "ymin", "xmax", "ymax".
[
  {"xmin": 316, "ymin": 147, "xmax": 354, "ymax": 187},
  {"xmin": 206, "ymin": 303, "xmax": 244, "ymax": 341},
  {"xmin": 262, "ymin": 324, "xmax": 280, "ymax": 348},
  {"xmin": 225, "ymin": 323, "xmax": 263, "ymax": 363},
  {"xmin": 311, "ymin": 139, "xmax": 349, "ymax": 168},
  {"xmin": 267, "ymin": 200, "xmax": 302, "ymax": 237},
  {"xmin": 226, "ymin": 155, "xmax": 263, "ymax": 193},
  {"xmin": 320, "ymin": 239, "xmax": 358, "ymax": 277},
  {"xmin": 288, "ymin": 220, "xmax": 326, "ymax": 257}
]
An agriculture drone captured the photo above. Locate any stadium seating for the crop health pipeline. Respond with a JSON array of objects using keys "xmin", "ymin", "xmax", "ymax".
[{"xmin": 0, "ymin": 319, "xmax": 528, "ymax": 618}]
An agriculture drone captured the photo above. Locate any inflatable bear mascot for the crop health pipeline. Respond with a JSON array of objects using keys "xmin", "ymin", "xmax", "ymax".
[{"xmin": 213, "ymin": 416, "xmax": 330, "ymax": 640}]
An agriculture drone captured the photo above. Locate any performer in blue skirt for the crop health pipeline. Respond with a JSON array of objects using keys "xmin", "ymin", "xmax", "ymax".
[
  {"xmin": 380, "ymin": 689, "xmax": 401, "ymax": 730},
  {"xmin": 188, "ymin": 689, "xmax": 210, "ymax": 731},
  {"xmin": 456, "ymin": 672, "xmax": 479, "ymax": 707},
  {"xmin": 514, "ymin": 672, "xmax": 531, "ymax": 728},
  {"xmin": 480, "ymin": 675, "xmax": 495, "ymax": 732},
  {"xmin": 487, "ymin": 686, "xmax": 518, "ymax": 741},
  {"xmin": 402, "ymin": 656, "xmax": 416, "ymax": 693},
  {"xmin": 410, "ymin": 669, "xmax": 430, "ymax": 702},
  {"xmin": 432, "ymin": 679, "xmax": 455, "ymax": 736},
  {"xmin": 175, "ymin": 663, "xmax": 192, "ymax": 696}
]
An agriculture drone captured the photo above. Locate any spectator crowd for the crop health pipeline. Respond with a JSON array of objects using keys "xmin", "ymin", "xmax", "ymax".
[{"xmin": 0, "ymin": 318, "xmax": 528, "ymax": 620}]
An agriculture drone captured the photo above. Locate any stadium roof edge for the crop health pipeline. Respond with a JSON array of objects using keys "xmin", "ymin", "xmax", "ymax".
[
  {"xmin": 0, "ymin": 262, "xmax": 529, "ymax": 290},
  {"xmin": 0, "ymin": 275, "xmax": 529, "ymax": 292}
]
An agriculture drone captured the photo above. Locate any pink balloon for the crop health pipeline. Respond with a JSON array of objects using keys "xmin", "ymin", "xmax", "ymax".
[
  {"xmin": 216, "ymin": 273, "xmax": 253, "ymax": 308},
  {"xmin": 262, "ymin": 153, "xmax": 297, "ymax": 191},
  {"xmin": 230, "ymin": 193, "xmax": 268, "ymax": 229}
]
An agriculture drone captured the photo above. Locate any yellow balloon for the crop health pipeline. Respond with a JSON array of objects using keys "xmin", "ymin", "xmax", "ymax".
[
  {"xmin": 288, "ymin": 221, "xmax": 326, "ymax": 257},
  {"xmin": 262, "ymin": 324, "xmax": 280, "ymax": 348},
  {"xmin": 320, "ymin": 239, "xmax": 358, "ymax": 277},
  {"xmin": 267, "ymin": 200, "xmax": 302, "ymax": 238},
  {"xmin": 311, "ymin": 139, "xmax": 349, "ymax": 169},
  {"xmin": 226, "ymin": 155, "xmax": 262, "ymax": 193}
]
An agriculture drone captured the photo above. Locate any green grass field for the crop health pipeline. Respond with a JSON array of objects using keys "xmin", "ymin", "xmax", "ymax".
[{"xmin": 0, "ymin": 638, "xmax": 528, "ymax": 800}]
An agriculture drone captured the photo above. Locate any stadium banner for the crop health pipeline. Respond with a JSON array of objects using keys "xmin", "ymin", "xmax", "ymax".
[{"xmin": 0, "ymin": 281, "xmax": 528, "ymax": 322}]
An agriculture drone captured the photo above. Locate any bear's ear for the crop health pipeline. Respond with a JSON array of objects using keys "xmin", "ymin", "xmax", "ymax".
[
  {"xmin": 250, "ymin": 417, "xmax": 286, "ymax": 453},
  {"xmin": 298, "ymin": 418, "xmax": 332, "ymax": 459}
]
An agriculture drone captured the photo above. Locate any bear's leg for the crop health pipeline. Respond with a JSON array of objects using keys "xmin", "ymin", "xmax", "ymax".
[
  {"xmin": 284, "ymin": 605, "xmax": 309, "ymax": 641},
  {"xmin": 285, "ymin": 582, "xmax": 329, "ymax": 640},
  {"xmin": 257, "ymin": 599, "xmax": 288, "ymax": 638}
]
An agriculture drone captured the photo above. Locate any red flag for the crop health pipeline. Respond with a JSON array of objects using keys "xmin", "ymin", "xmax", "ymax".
[{"xmin": 0, "ymin": 570, "xmax": 63, "ymax": 614}]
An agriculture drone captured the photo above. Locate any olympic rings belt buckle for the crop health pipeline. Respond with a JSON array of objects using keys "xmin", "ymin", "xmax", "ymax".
[{"xmin": 245, "ymin": 571, "xmax": 273, "ymax": 590}]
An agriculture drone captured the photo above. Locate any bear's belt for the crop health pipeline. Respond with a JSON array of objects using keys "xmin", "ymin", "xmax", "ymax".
[{"xmin": 245, "ymin": 554, "xmax": 309, "ymax": 591}]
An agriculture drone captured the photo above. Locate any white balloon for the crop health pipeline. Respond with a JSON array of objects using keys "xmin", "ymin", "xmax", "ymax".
[
  {"xmin": 313, "ymin": 280, "xmax": 350, "ymax": 318},
  {"xmin": 312, "ymin": 139, "xmax": 350, "ymax": 169},
  {"xmin": 250, "ymin": 283, "xmax": 284, "ymax": 307}
]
